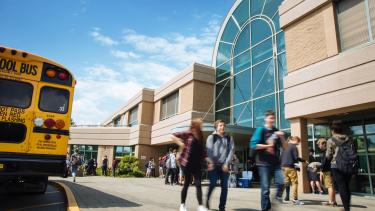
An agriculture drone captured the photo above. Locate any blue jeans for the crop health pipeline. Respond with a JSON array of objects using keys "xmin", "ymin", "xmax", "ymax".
[
  {"xmin": 206, "ymin": 165, "xmax": 229, "ymax": 210},
  {"xmin": 258, "ymin": 165, "xmax": 284, "ymax": 211}
]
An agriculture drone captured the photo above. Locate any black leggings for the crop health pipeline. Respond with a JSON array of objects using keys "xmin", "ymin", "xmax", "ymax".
[
  {"xmin": 332, "ymin": 168, "xmax": 352, "ymax": 211},
  {"xmin": 181, "ymin": 167, "xmax": 202, "ymax": 205}
]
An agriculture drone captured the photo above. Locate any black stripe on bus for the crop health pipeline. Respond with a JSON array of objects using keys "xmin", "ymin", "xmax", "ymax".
[{"xmin": 33, "ymin": 127, "xmax": 69, "ymax": 136}]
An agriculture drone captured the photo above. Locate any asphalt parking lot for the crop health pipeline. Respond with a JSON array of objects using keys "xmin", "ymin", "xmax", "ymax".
[{"xmin": 0, "ymin": 182, "xmax": 67, "ymax": 211}]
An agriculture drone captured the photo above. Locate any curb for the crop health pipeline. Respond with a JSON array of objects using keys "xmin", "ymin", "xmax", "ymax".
[{"xmin": 52, "ymin": 181, "xmax": 80, "ymax": 211}]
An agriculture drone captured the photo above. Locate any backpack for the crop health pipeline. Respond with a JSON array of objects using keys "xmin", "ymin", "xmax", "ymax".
[
  {"xmin": 335, "ymin": 140, "xmax": 358, "ymax": 175},
  {"xmin": 71, "ymin": 154, "xmax": 81, "ymax": 166},
  {"xmin": 212, "ymin": 134, "xmax": 231, "ymax": 157},
  {"xmin": 165, "ymin": 155, "xmax": 172, "ymax": 169}
]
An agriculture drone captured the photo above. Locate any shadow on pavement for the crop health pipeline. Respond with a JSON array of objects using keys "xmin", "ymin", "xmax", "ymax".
[
  {"xmin": 302, "ymin": 199, "xmax": 367, "ymax": 208},
  {"xmin": 56, "ymin": 180, "xmax": 141, "ymax": 209}
]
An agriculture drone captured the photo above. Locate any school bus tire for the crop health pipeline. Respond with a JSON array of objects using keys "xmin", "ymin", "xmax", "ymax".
[{"xmin": 23, "ymin": 176, "xmax": 48, "ymax": 194}]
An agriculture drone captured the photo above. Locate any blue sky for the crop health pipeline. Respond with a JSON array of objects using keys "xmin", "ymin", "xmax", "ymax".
[{"xmin": 0, "ymin": 0, "xmax": 234, "ymax": 124}]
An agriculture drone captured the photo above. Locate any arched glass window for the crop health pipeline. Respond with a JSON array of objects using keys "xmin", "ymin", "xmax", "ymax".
[{"xmin": 213, "ymin": 0, "xmax": 289, "ymax": 129}]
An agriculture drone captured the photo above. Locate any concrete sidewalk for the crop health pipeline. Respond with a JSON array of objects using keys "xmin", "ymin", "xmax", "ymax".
[{"xmin": 51, "ymin": 176, "xmax": 374, "ymax": 211}]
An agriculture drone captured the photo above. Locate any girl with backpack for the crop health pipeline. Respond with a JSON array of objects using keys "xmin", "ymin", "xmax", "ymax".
[
  {"xmin": 171, "ymin": 118, "xmax": 208, "ymax": 211},
  {"xmin": 327, "ymin": 120, "xmax": 358, "ymax": 211}
]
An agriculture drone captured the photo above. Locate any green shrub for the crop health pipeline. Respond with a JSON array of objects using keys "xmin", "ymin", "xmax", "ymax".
[{"xmin": 117, "ymin": 155, "xmax": 145, "ymax": 177}]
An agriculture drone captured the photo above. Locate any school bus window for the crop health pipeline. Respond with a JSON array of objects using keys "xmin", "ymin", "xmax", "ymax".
[
  {"xmin": 39, "ymin": 87, "xmax": 69, "ymax": 114},
  {"xmin": 0, "ymin": 79, "xmax": 33, "ymax": 109},
  {"xmin": 0, "ymin": 121, "xmax": 27, "ymax": 143}
]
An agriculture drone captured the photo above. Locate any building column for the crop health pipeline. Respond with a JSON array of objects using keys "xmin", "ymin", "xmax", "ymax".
[{"xmin": 290, "ymin": 118, "xmax": 310, "ymax": 193}]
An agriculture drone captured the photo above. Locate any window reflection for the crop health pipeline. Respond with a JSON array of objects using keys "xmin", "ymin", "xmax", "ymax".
[
  {"xmin": 367, "ymin": 135, "xmax": 375, "ymax": 153},
  {"xmin": 251, "ymin": 20, "xmax": 272, "ymax": 46},
  {"xmin": 216, "ymin": 79, "xmax": 231, "ymax": 110},
  {"xmin": 216, "ymin": 42, "xmax": 233, "ymax": 66},
  {"xmin": 250, "ymin": 0, "xmax": 264, "ymax": 16},
  {"xmin": 252, "ymin": 38, "xmax": 273, "ymax": 64},
  {"xmin": 216, "ymin": 61, "xmax": 231, "ymax": 82},
  {"xmin": 233, "ymin": 50, "xmax": 251, "ymax": 74},
  {"xmin": 221, "ymin": 18, "xmax": 239, "ymax": 43},
  {"xmin": 234, "ymin": 70, "xmax": 251, "ymax": 105},
  {"xmin": 234, "ymin": 25, "xmax": 250, "ymax": 56},
  {"xmin": 216, "ymin": 108, "xmax": 230, "ymax": 124},
  {"xmin": 233, "ymin": 103, "xmax": 252, "ymax": 127},
  {"xmin": 252, "ymin": 59, "xmax": 275, "ymax": 98},
  {"xmin": 233, "ymin": 0, "xmax": 249, "ymax": 27},
  {"xmin": 253, "ymin": 95, "xmax": 275, "ymax": 127}
]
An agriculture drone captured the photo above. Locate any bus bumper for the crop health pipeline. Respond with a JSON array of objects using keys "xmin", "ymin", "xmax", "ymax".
[{"xmin": 0, "ymin": 153, "xmax": 66, "ymax": 177}]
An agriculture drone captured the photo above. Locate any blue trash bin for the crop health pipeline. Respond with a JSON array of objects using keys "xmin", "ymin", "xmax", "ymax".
[{"xmin": 238, "ymin": 178, "xmax": 251, "ymax": 188}]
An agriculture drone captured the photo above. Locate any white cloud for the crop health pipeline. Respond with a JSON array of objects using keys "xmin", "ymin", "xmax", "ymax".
[
  {"xmin": 72, "ymin": 65, "xmax": 143, "ymax": 125},
  {"xmin": 74, "ymin": 16, "xmax": 221, "ymax": 124},
  {"xmin": 90, "ymin": 27, "xmax": 118, "ymax": 46},
  {"xmin": 121, "ymin": 15, "xmax": 221, "ymax": 67},
  {"xmin": 111, "ymin": 50, "xmax": 140, "ymax": 59},
  {"xmin": 120, "ymin": 61, "xmax": 179, "ymax": 87}
]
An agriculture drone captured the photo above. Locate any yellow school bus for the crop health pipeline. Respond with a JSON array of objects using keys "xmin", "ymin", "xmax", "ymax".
[{"xmin": 0, "ymin": 46, "xmax": 76, "ymax": 193}]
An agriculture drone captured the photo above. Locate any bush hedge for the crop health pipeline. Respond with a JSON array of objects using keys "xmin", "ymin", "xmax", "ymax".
[{"xmin": 117, "ymin": 155, "xmax": 145, "ymax": 177}]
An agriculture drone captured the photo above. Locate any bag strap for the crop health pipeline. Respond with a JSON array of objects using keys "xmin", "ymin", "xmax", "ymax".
[{"xmin": 213, "ymin": 134, "xmax": 231, "ymax": 157}]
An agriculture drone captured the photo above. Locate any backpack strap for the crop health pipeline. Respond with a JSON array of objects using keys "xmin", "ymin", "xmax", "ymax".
[{"xmin": 213, "ymin": 134, "xmax": 231, "ymax": 157}]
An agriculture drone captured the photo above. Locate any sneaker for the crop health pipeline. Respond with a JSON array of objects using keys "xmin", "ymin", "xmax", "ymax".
[
  {"xmin": 275, "ymin": 196, "xmax": 283, "ymax": 203},
  {"xmin": 197, "ymin": 205, "xmax": 207, "ymax": 211},
  {"xmin": 180, "ymin": 204, "xmax": 187, "ymax": 211},
  {"xmin": 284, "ymin": 196, "xmax": 290, "ymax": 201},
  {"xmin": 292, "ymin": 199, "xmax": 304, "ymax": 205}
]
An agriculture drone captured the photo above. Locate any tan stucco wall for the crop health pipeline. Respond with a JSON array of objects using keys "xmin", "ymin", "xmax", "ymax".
[
  {"xmin": 284, "ymin": 2, "xmax": 339, "ymax": 72},
  {"xmin": 139, "ymin": 102, "xmax": 154, "ymax": 125},
  {"xmin": 153, "ymin": 100, "xmax": 161, "ymax": 124},
  {"xmin": 193, "ymin": 80, "xmax": 214, "ymax": 113},
  {"xmin": 134, "ymin": 144, "xmax": 165, "ymax": 173},
  {"xmin": 179, "ymin": 81, "xmax": 194, "ymax": 114},
  {"xmin": 69, "ymin": 127, "xmax": 130, "ymax": 146},
  {"xmin": 284, "ymin": 43, "xmax": 375, "ymax": 119}
]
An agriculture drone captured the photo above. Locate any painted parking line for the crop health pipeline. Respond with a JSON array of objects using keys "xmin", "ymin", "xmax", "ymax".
[{"xmin": 7, "ymin": 202, "xmax": 65, "ymax": 211}]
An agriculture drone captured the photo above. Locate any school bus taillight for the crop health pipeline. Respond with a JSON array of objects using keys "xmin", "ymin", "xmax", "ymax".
[
  {"xmin": 44, "ymin": 118, "xmax": 56, "ymax": 128},
  {"xmin": 55, "ymin": 119, "xmax": 65, "ymax": 129},
  {"xmin": 46, "ymin": 69, "xmax": 57, "ymax": 78},
  {"xmin": 58, "ymin": 72, "xmax": 68, "ymax": 80}
]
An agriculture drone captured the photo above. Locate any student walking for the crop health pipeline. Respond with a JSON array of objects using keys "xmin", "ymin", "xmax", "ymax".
[
  {"xmin": 206, "ymin": 119, "xmax": 235, "ymax": 211},
  {"xmin": 102, "ymin": 155, "xmax": 108, "ymax": 176},
  {"xmin": 281, "ymin": 136, "xmax": 304, "ymax": 205},
  {"xmin": 158, "ymin": 157, "xmax": 164, "ymax": 178},
  {"xmin": 146, "ymin": 158, "xmax": 155, "ymax": 178},
  {"xmin": 317, "ymin": 138, "xmax": 337, "ymax": 207},
  {"xmin": 164, "ymin": 148, "xmax": 173, "ymax": 184},
  {"xmin": 250, "ymin": 110, "xmax": 287, "ymax": 211},
  {"xmin": 166, "ymin": 149, "xmax": 178, "ymax": 185},
  {"xmin": 327, "ymin": 120, "xmax": 358, "ymax": 211},
  {"xmin": 307, "ymin": 149, "xmax": 324, "ymax": 194},
  {"xmin": 70, "ymin": 149, "xmax": 82, "ymax": 183},
  {"xmin": 112, "ymin": 159, "xmax": 118, "ymax": 177},
  {"xmin": 171, "ymin": 119, "xmax": 208, "ymax": 211}
]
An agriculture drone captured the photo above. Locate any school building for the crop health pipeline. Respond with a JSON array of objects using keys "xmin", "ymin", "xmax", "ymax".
[{"xmin": 69, "ymin": 0, "xmax": 375, "ymax": 195}]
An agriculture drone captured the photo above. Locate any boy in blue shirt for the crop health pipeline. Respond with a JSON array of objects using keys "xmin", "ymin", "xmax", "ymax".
[{"xmin": 250, "ymin": 110, "xmax": 287, "ymax": 211}]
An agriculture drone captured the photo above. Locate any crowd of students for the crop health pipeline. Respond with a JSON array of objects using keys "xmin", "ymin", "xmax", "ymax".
[
  {"xmin": 67, "ymin": 109, "xmax": 357, "ymax": 211},
  {"xmin": 161, "ymin": 110, "xmax": 357, "ymax": 211}
]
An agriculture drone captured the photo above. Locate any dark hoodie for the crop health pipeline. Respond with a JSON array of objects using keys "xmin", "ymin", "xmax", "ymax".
[{"xmin": 326, "ymin": 134, "xmax": 351, "ymax": 168}]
